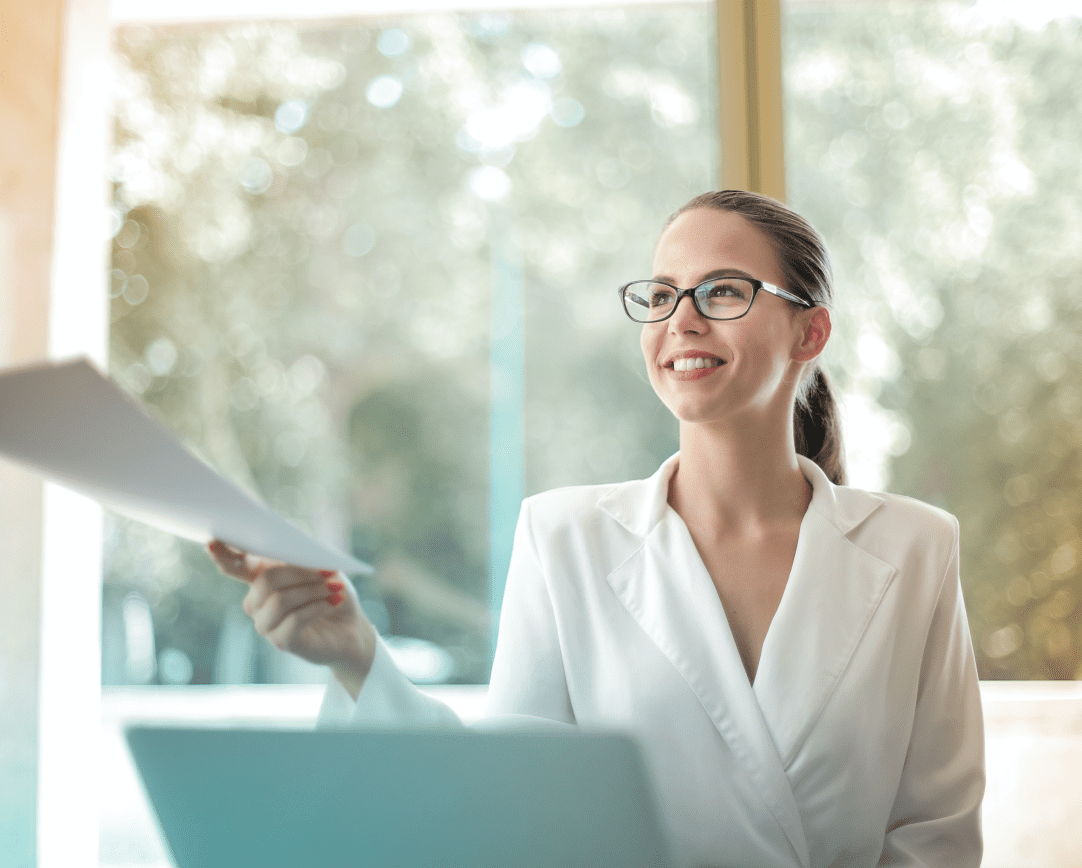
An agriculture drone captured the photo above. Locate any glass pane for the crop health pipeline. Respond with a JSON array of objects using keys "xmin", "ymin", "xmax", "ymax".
[
  {"xmin": 104, "ymin": 8, "xmax": 716, "ymax": 687},
  {"xmin": 783, "ymin": 1, "xmax": 1082, "ymax": 680}
]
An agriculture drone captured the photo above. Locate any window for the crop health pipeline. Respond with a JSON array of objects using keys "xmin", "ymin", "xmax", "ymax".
[
  {"xmin": 85, "ymin": 2, "xmax": 1082, "ymax": 866},
  {"xmin": 104, "ymin": 5, "xmax": 716, "ymax": 689},
  {"xmin": 782, "ymin": 0, "xmax": 1082, "ymax": 681},
  {"xmin": 107, "ymin": 1, "xmax": 1082, "ymax": 687}
]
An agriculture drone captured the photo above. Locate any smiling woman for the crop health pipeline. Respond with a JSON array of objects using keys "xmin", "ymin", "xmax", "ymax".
[
  {"xmin": 228, "ymin": 191, "xmax": 984, "ymax": 867},
  {"xmin": 644, "ymin": 191, "xmax": 844, "ymax": 485}
]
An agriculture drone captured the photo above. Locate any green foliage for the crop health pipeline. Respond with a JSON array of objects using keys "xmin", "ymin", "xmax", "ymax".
[
  {"xmin": 105, "ymin": 3, "xmax": 1082, "ymax": 685},
  {"xmin": 785, "ymin": 4, "xmax": 1082, "ymax": 679},
  {"xmin": 105, "ymin": 10, "xmax": 711, "ymax": 683}
]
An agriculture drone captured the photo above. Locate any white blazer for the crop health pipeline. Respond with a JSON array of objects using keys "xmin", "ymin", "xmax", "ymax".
[{"xmin": 321, "ymin": 454, "xmax": 985, "ymax": 868}]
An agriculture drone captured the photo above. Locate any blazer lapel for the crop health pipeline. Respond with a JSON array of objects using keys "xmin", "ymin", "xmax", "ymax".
[
  {"xmin": 602, "ymin": 458, "xmax": 812, "ymax": 868},
  {"xmin": 753, "ymin": 459, "xmax": 897, "ymax": 766}
]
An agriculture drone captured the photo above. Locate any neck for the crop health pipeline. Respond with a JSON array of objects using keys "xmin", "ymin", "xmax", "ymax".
[{"xmin": 670, "ymin": 408, "xmax": 811, "ymax": 535}]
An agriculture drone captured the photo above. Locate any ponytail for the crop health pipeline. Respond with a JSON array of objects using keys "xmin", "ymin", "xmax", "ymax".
[{"xmin": 794, "ymin": 367, "xmax": 846, "ymax": 486}]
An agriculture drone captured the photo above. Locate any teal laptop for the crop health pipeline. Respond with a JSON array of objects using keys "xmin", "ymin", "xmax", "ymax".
[{"xmin": 125, "ymin": 725, "xmax": 679, "ymax": 868}]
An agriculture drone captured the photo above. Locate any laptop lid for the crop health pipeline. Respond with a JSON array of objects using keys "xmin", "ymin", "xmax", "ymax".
[{"xmin": 125, "ymin": 725, "xmax": 679, "ymax": 868}]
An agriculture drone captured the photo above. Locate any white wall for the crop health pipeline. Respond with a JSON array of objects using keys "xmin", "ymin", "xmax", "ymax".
[
  {"xmin": 0, "ymin": 1, "xmax": 65, "ymax": 862},
  {"xmin": 982, "ymin": 681, "xmax": 1082, "ymax": 867},
  {"xmin": 0, "ymin": 1, "xmax": 109, "ymax": 865}
]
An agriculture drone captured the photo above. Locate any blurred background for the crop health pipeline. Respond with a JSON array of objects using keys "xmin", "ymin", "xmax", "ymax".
[
  {"xmin": 2, "ymin": 0, "xmax": 1080, "ymax": 865},
  {"xmin": 102, "ymin": 0, "xmax": 1082, "ymax": 692}
]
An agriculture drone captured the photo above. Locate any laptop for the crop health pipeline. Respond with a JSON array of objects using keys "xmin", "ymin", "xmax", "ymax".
[{"xmin": 125, "ymin": 725, "xmax": 680, "ymax": 868}]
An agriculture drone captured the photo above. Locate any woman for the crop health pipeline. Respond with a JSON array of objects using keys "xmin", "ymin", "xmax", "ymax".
[{"xmin": 210, "ymin": 191, "xmax": 985, "ymax": 868}]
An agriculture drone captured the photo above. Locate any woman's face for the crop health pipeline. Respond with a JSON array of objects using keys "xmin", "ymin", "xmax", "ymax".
[{"xmin": 641, "ymin": 207, "xmax": 822, "ymax": 427}]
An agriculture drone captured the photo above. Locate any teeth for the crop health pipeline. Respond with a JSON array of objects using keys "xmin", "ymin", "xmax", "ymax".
[{"xmin": 672, "ymin": 357, "xmax": 721, "ymax": 372}]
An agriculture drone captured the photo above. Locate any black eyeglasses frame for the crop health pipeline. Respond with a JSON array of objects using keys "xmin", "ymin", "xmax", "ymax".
[{"xmin": 618, "ymin": 276, "xmax": 812, "ymax": 324}]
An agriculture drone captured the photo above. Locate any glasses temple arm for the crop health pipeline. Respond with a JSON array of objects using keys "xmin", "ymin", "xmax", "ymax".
[{"xmin": 764, "ymin": 283, "xmax": 812, "ymax": 307}]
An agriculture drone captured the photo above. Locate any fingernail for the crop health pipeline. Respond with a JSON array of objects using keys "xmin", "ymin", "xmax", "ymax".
[
  {"xmin": 319, "ymin": 569, "xmax": 337, "ymax": 578},
  {"xmin": 328, "ymin": 593, "xmax": 343, "ymax": 606},
  {"xmin": 325, "ymin": 580, "xmax": 345, "ymax": 592}
]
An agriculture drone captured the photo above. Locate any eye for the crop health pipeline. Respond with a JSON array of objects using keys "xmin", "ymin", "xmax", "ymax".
[
  {"xmin": 702, "ymin": 280, "xmax": 748, "ymax": 299},
  {"xmin": 649, "ymin": 287, "xmax": 676, "ymax": 308}
]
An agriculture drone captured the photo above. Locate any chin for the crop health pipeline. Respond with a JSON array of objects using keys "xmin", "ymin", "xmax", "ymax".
[{"xmin": 661, "ymin": 398, "xmax": 730, "ymax": 427}]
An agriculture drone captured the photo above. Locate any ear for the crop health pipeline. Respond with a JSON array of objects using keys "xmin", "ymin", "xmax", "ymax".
[{"xmin": 791, "ymin": 306, "xmax": 831, "ymax": 363}]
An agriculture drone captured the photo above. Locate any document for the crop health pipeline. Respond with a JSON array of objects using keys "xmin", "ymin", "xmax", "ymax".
[{"xmin": 0, "ymin": 357, "xmax": 371, "ymax": 574}]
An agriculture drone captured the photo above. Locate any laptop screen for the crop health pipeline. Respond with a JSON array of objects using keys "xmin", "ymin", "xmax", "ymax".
[{"xmin": 126, "ymin": 725, "xmax": 678, "ymax": 868}]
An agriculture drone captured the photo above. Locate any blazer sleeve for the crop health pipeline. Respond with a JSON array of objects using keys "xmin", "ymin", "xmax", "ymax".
[
  {"xmin": 317, "ymin": 497, "xmax": 575, "ymax": 730},
  {"xmin": 879, "ymin": 516, "xmax": 985, "ymax": 866},
  {"xmin": 486, "ymin": 498, "xmax": 576, "ymax": 723}
]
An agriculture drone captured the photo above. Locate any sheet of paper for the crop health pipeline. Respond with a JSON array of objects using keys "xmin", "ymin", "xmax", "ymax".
[{"xmin": 0, "ymin": 357, "xmax": 371, "ymax": 574}]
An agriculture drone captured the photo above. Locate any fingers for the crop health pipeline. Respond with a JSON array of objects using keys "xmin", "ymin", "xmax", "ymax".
[
  {"xmin": 243, "ymin": 562, "xmax": 339, "ymax": 614},
  {"xmin": 209, "ymin": 540, "xmax": 339, "ymax": 590},
  {"xmin": 208, "ymin": 539, "xmax": 358, "ymax": 661},
  {"xmin": 247, "ymin": 579, "xmax": 342, "ymax": 636},
  {"xmin": 264, "ymin": 596, "xmax": 342, "ymax": 652}
]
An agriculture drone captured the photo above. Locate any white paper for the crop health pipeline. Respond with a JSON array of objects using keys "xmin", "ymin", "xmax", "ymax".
[{"xmin": 0, "ymin": 357, "xmax": 371, "ymax": 574}]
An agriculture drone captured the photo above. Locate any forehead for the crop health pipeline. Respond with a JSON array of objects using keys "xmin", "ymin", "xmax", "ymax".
[{"xmin": 652, "ymin": 208, "xmax": 784, "ymax": 286}]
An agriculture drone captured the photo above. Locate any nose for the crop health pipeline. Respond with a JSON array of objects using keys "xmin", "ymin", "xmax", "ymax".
[{"xmin": 667, "ymin": 291, "xmax": 707, "ymax": 333}]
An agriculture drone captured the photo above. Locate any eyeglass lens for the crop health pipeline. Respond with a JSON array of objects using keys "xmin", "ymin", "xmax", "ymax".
[{"xmin": 622, "ymin": 278, "xmax": 755, "ymax": 322}]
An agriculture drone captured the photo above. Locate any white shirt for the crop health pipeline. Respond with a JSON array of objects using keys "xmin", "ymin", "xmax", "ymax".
[{"xmin": 320, "ymin": 454, "xmax": 985, "ymax": 868}]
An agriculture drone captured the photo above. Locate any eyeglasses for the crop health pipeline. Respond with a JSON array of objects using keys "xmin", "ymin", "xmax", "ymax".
[{"xmin": 618, "ymin": 276, "xmax": 811, "ymax": 323}]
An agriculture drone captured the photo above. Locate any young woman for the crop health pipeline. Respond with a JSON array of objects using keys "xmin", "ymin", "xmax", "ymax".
[{"xmin": 210, "ymin": 191, "xmax": 985, "ymax": 868}]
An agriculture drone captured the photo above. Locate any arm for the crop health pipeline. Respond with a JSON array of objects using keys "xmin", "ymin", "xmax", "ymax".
[
  {"xmin": 318, "ymin": 634, "xmax": 461, "ymax": 729},
  {"xmin": 879, "ymin": 518, "xmax": 985, "ymax": 866},
  {"xmin": 324, "ymin": 499, "xmax": 574, "ymax": 729},
  {"xmin": 210, "ymin": 497, "xmax": 576, "ymax": 730},
  {"xmin": 206, "ymin": 540, "xmax": 460, "ymax": 729}
]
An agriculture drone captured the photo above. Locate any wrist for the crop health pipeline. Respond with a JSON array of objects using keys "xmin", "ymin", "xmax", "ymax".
[
  {"xmin": 331, "ymin": 663, "xmax": 369, "ymax": 701},
  {"xmin": 331, "ymin": 623, "xmax": 377, "ymax": 701}
]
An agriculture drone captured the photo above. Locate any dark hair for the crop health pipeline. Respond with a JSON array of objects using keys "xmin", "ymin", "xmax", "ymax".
[{"xmin": 667, "ymin": 190, "xmax": 847, "ymax": 486}]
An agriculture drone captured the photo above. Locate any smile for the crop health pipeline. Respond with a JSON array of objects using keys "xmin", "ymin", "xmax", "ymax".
[{"xmin": 670, "ymin": 357, "xmax": 723, "ymax": 372}]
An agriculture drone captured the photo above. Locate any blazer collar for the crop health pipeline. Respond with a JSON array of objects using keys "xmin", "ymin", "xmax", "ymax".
[
  {"xmin": 600, "ymin": 453, "xmax": 894, "ymax": 868},
  {"xmin": 596, "ymin": 453, "xmax": 678, "ymax": 537},
  {"xmin": 598, "ymin": 452, "xmax": 886, "ymax": 540},
  {"xmin": 797, "ymin": 455, "xmax": 887, "ymax": 536}
]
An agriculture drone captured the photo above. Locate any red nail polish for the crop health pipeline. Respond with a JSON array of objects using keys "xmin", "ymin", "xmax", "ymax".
[
  {"xmin": 325, "ymin": 580, "xmax": 345, "ymax": 592},
  {"xmin": 319, "ymin": 569, "xmax": 337, "ymax": 578},
  {"xmin": 328, "ymin": 593, "xmax": 343, "ymax": 606}
]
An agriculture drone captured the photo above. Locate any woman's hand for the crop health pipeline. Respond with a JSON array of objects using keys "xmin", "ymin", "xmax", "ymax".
[{"xmin": 207, "ymin": 540, "xmax": 377, "ymax": 699}]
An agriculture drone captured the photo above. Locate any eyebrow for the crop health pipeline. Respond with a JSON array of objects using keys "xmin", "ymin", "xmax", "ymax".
[{"xmin": 649, "ymin": 268, "xmax": 756, "ymax": 285}]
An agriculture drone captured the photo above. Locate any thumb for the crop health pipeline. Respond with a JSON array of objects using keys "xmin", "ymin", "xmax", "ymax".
[{"xmin": 207, "ymin": 539, "xmax": 261, "ymax": 583}]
